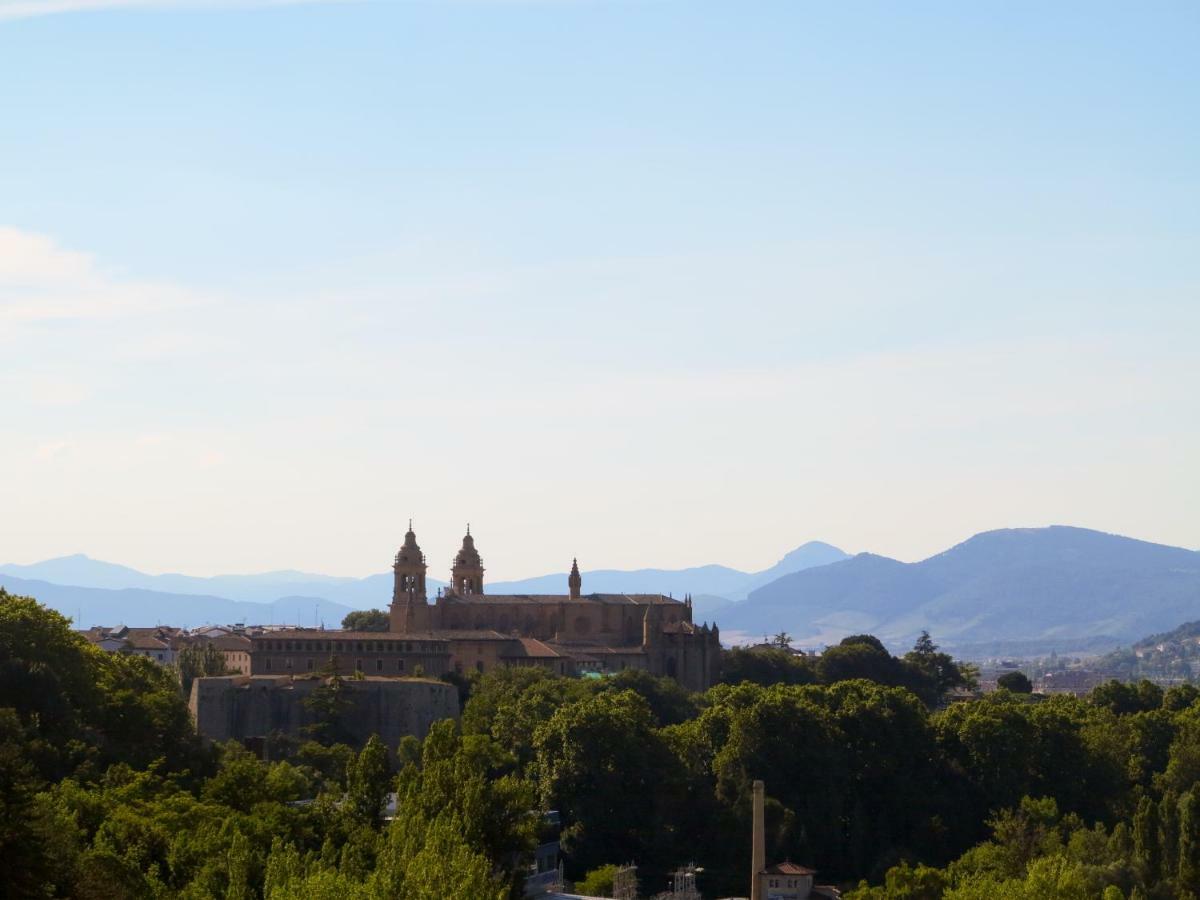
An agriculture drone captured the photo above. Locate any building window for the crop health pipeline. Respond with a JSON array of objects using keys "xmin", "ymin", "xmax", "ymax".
[
  {"xmin": 475, "ymin": 661, "xmax": 484, "ymax": 673},
  {"xmin": 265, "ymin": 659, "xmax": 272, "ymax": 671},
  {"xmin": 356, "ymin": 642, "xmax": 364, "ymax": 652},
  {"xmin": 356, "ymin": 659, "xmax": 363, "ymax": 672},
  {"xmin": 398, "ymin": 659, "xmax": 405, "ymax": 672},
  {"xmin": 376, "ymin": 659, "xmax": 383, "ymax": 672},
  {"xmin": 306, "ymin": 659, "xmax": 314, "ymax": 671}
]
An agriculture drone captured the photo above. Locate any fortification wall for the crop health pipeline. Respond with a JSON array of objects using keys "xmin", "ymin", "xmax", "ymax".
[{"xmin": 189, "ymin": 675, "xmax": 458, "ymax": 751}]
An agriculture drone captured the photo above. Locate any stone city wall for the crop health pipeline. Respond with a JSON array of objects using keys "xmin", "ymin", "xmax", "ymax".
[{"xmin": 189, "ymin": 674, "xmax": 459, "ymax": 752}]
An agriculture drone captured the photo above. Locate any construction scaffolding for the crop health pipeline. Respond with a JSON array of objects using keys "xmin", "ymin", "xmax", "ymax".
[
  {"xmin": 649, "ymin": 863, "xmax": 702, "ymax": 900},
  {"xmin": 612, "ymin": 863, "xmax": 639, "ymax": 900}
]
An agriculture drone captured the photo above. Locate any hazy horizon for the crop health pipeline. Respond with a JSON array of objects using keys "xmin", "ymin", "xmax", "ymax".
[{"xmin": 3, "ymin": 1, "xmax": 1197, "ymax": 580}]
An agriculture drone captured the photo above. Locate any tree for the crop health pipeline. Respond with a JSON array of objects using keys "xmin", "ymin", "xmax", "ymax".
[
  {"xmin": 819, "ymin": 636, "xmax": 909, "ymax": 688},
  {"xmin": 0, "ymin": 589, "xmax": 203, "ymax": 779},
  {"xmin": 175, "ymin": 642, "xmax": 230, "ymax": 695},
  {"xmin": 720, "ymin": 646, "xmax": 817, "ymax": 687},
  {"xmin": 345, "ymin": 734, "xmax": 393, "ymax": 827},
  {"xmin": 591, "ymin": 669, "xmax": 699, "ymax": 727},
  {"xmin": 535, "ymin": 690, "xmax": 680, "ymax": 879},
  {"xmin": 903, "ymin": 631, "xmax": 978, "ymax": 706},
  {"xmin": 771, "ymin": 632, "xmax": 794, "ymax": 649},
  {"xmin": 997, "ymin": 671, "xmax": 1033, "ymax": 694},
  {"xmin": 576, "ymin": 863, "xmax": 619, "ymax": 896},
  {"xmin": 341, "ymin": 610, "xmax": 390, "ymax": 632},
  {"xmin": 0, "ymin": 709, "xmax": 74, "ymax": 899},
  {"xmin": 303, "ymin": 658, "xmax": 354, "ymax": 746}
]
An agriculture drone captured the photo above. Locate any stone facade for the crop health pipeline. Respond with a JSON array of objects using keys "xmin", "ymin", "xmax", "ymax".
[
  {"xmin": 248, "ymin": 631, "xmax": 451, "ymax": 678},
  {"xmin": 388, "ymin": 526, "xmax": 721, "ymax": 692},
  {"xmin": 189, "ymin": 674, "xmax": 458, "ymax": 751}
]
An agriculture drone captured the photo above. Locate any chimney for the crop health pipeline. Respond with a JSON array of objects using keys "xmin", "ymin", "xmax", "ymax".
[{"xmin": 751, "ymin": 779, "xmax": 765, "ymax": 900}]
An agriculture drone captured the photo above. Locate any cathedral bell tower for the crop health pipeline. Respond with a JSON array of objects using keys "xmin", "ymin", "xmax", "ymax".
[
  {"xmin": 389, "ymin": 522, "xmax": 429, "ymax": 632},
  {"xmin": 568, "ymin": 558, "xmax": 582, "ymax": 600},
  {"xmin": 451, "ymin": 526, "xmax": 485, "ymax": 596}
]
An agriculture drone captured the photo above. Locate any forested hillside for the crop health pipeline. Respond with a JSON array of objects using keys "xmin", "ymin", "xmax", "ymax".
[{"xmin": 6, "ymin": 586, "xmax": 1200, "ymax": 899}]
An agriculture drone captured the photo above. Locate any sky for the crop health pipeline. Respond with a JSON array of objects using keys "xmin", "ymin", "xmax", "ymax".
[{"xmin": 1, "ymin": 0, "xmax": 1197, "ymax": 580}]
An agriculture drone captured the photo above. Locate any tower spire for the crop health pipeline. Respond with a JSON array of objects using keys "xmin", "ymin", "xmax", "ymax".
[
  {"xmin": 451, "ymin": 526, "xmax": 485, "ymax": 596},
  {"xmin": 568, "ymin": 557, "xmax": 582, "ymax": 600}
]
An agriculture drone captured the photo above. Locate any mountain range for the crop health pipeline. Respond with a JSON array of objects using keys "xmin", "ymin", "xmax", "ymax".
[
  {"xmin": 4, "ymin": 527, "xmax": 1198, "ymax": 656},
  {"xmin": 0, "ymin": 541, "xmax": 848, "ymax": 630},
  {"xmin": 719, "ymin": 526, "xmax": 1200, "ymax": 654}
]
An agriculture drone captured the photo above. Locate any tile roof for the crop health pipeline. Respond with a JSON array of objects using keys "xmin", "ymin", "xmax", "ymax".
[
  {"xmin": 763, "ymin": 862, "xmax": 817, "ymax": 876},
  {"xmin": 125, "ymin": 634, "xmax": 170, "ymax": 650},
  {"xmin": 504, "ymin": 638, "xmax": 563, "ymax": 659},
  {"xmin": 204, "ymin": 635, "xmax": 252, "ymax": 651},
  {"xmin": 443, "ymin": 593, "xmax": 685, "ymax": 607},
  {"xmin": 253, "ymin": 629, "xmax": 451, "ymax": 642}
]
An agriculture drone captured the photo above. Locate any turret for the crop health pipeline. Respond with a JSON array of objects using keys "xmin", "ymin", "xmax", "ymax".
[
  {"xmin": 390, "ymin": 521, "xmax": 429, "ymax": 633},
  {"xmin": 568, "ymin": 558, "xmax": 582, "ymax": 600},
  {"xmin": 451, "ymin": 525, "xmax": 485, "ymax": 596},
  {"xmin": 392, "ymin": 521, "xmax": 427, "ymax": 603}
]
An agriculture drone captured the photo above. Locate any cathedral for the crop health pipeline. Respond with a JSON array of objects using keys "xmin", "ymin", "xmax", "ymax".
[{"xmin": 388, "ymin": 525, "xmax": 721, "ymax": 692}]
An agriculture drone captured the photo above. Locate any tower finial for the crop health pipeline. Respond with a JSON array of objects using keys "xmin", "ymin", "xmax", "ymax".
[
  {"xmin": 568, "ymin": 556, "xmax": 582, "ymax": 600},
  {"xmin": 466, "ymin": 522, "xmax": 470, "ymax": 536},
  {"xmin": 408, "ymin": 517, "xmax": 413, "ymax": 532}
]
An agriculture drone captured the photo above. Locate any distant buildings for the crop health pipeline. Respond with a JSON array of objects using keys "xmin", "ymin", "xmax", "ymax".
[
  {"xmin": 79, "ymin": 524, "xmax": 722, "ymax": 692},
  {"xmin": 80, "ymin": 625, "xmax": 184, "ymax": 664},
  {"xmin": 387, "ymin": 525, "xmax": 721, "ymax": 692},
  {"xmin": 80, "ymin": 624, "xmax": 255, "ymax": 673}
]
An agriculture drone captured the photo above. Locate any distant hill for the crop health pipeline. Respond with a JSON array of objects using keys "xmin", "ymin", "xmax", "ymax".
[
  {"xmin": 0, "ymin": 554, "xmax": 420, "ymax": 608},
  {"xmin": 0, "ymin": 541, "xmax": 849, "ymax": 629},
  {"xmin": 0, "ymin": 574, "xmax": 355, "ymax": 629},
  {"xmin": 721, "ymin": 527, "xmax": 1200, "ymax": 652},
  {"xmin": 490, "ymin": 541, "xmax": 849, "ymax": 620}
]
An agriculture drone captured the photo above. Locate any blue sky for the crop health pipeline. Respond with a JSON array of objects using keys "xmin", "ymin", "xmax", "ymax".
[{"xmin": 1, "ymin": 0, "xmax": 1197, "ymax": 578}]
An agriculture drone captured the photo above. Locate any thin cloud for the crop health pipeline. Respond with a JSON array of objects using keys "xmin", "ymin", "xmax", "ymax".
[
  {"xmin": 0, "ymin": 0, "xmax": 580, "ymax": 22},
  {"xmin": 0, "ymin": 0, "xmax": 353, "ymax": 21},
  {"xmin": 0, "ymin": 225, "xmax": 203, "ymax": 333}
]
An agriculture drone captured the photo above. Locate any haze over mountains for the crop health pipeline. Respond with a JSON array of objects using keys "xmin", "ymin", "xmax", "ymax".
[
  {"xmin": 4, "ymin": 527, "xmax": 1198, "ymax": 657},
  {"xmin": 0, "ymin": 541, "xmax": 849, "ymax": 630},
  {"xmin": 721, "ymin": 527, "xmax": 1200, "ymax": 655}
]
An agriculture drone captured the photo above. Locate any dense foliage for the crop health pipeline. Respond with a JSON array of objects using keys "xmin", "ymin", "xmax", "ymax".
[
  {"xmin": 9, "ymin": 587, "xmax": 1200, "ymax": 899},
  {"xmin": 340, "ymin": 611, "xmax": 390, "ymax": 633}
]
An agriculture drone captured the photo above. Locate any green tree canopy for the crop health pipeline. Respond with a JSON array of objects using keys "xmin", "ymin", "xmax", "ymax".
[
  {"xmin": 341, "ymin": 610, "xmax": 391, "ymax": 632},
  {"xmin": 997, "ymin": 671, "xmax": 1033, "ymax": 694}
]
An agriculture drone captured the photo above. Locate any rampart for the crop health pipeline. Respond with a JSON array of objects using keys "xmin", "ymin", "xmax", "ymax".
[{"xmin": 189, "ymin": 674, "xmax": 458, "ymax": 751}]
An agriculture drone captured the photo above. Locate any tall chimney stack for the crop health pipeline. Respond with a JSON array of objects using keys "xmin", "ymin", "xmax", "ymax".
[{"xmin": 750, "ymin": 779, "xmax": 765, "ymax": 900}]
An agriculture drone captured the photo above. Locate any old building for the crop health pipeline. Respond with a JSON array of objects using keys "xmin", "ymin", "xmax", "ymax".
[
  {"xmin": 388, "ymin": 525, "xmax": 721, "ymax": 692},
  {"xmin": 749, "ymin": 781, "xmax": 840, "ymax": 900},
  {"xmin": 192, "ymin": 633, "xmax": 254, "ymax": 674},
  {"xmin": 81, "ymin": 625, "xmax": 186, "ymax": 664},
  {"xmin": 248, "ymin": 630, "xmax": 452, "ymax": 677}
]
